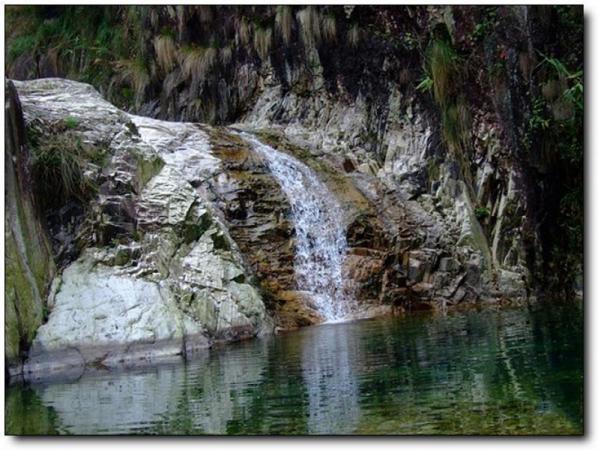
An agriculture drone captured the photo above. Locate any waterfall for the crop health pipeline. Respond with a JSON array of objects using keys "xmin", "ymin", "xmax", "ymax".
[{"xmin": 240, "ymin": 133, "xmax": 353, "ymax": 321}]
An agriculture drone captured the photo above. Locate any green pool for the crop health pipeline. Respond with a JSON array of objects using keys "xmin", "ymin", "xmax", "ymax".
[{"xmin": 5, "ymin": 301, "xmax": 583, "ymax": 435}]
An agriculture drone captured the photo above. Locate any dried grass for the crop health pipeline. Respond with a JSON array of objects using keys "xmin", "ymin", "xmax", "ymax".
[
  {"xmin": 347, "ymin": 23, "xmax": 360, "ymax": 47},
  {"xmin": 153, "ymin": 34, "xmax": 177, "ymax": 72},
  {"xmin": 321, "ymin": 15, "xmax": 337, "ymax": 43},
  {"xmin": 296, "ymin": 6, "xmax": 321, "ymax": 47},
  {"xmin": 253, "ymin": 27, "xmax": 273, "ymax": 61},
  {"xmin": 275, "ymin": 5, "xmax": 293, "ymax": 44}
]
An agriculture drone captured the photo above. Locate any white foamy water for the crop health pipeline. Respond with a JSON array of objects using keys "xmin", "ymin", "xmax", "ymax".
[{"xmin": 240, "ymin": 133, "xmax": 353, "ymax": 321}]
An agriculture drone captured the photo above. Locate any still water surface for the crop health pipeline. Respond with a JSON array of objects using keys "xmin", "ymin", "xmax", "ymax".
[{"xmin": 6, "ymin": 303, "xmax": 583, "ymax": 435}]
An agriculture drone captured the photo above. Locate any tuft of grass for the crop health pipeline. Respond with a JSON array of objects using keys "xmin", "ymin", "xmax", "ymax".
[
  {"xmin": 441, "ymin": 95, "xmax": 471, "ymax": 153},
  {"xmin": 63, "ymin": 116, "xmax": 79, "ymax": 130},
  {"xmin": 181, "ymin": 45, "xmax": 217, "ymax": 80},
  {"xmin": 29, "ymin": 131, "xmax": 97, "ymax": 210},
  {"xmin": 253, "ymin": 26, "xmax": 273, "ymax": 61},
  {"xmin": 219, "ymin": 45, "xmax": 233, "ymax": 66},
  {"xmin": 347, "ymin": 23, "xmax": 360, "ymax": 47},
  {"xmin": 416, "ymin": 75, "xmax": 433, "ymax": 92},
  {"xmin": 321, "ymin": 14, "xmax": 337, "ymax": 43},
  {"xmin": 114, "ymin": 57, "xmax": 150, "ymax": 105},
  {"xmin": 275, "ymin": 5, "xmax": 293, "ymax": 45},
  {"xmin": 539, "ymin": 52, "xmax": 583, "ymax": 111},
  {"xmin": 296, "ymin": 6, "xmax": 321, "ymax": 47},
  {"xmin": 421, "ymin": 39, "xmax": 471, "ymax": 156},
  {"xmin": 427, "ymin": 39, "xmax": 458, "ymax": 110},
  {"xmin": 153, "ymin": 34, "xmax": 177, "ymax": 72},
  {"xmin": 236, "ymin": 17, "xmax": 252, "ymax": 47},
  {"xmin": 8, "ymin": 34, "xmax": 36, "ymax": 60}
]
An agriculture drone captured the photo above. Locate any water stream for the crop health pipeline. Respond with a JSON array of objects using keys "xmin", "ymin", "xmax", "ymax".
[{"xmin": 240, "ymin": 133, "xmax": 354, "ymax": 321}]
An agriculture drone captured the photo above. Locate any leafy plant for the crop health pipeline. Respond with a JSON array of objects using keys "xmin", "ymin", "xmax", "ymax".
[
  {"xmin": 539, "ymin": 52, "xmax": 583, "ymax": 110},
  {"xmin": 474, "ymin": 207, "xmax": 491, "ymax": 221},
  {"xmin": 471, "ymin": 7, "xmax": 498, "ymax": 42},
  {"xmin": 416, "ymin": 75, "xmax": 433, "ymax": 93}
]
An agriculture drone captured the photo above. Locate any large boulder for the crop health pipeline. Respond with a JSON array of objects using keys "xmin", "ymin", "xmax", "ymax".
[{"xmin": 12, "ymin": 79, "xmax": 274, "ymax": 380}]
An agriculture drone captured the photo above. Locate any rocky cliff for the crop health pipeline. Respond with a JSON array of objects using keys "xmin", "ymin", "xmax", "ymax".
[
  {"xmin": 5, "ymin": 81, "xmax": 56, "ymax": 375},
  {"xmin": 4, "ymin": 5, "xmax": 583, "ymax": 379}
]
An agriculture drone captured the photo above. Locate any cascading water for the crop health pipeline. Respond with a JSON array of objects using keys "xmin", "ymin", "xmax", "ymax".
[{"xmin": 240, "ymin": 133, "xmax": 353, "ymax": 321}]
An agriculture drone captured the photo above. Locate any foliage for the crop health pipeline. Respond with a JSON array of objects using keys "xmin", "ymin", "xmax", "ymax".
[
  {"xmin": 474, "ymin": 207, "xmax": 491, "ymax": 221},
  {"xmin": 8, "ymin": 34, "xmax": 36, "ymax": 60},
  {"xmin": 63, "ymin": 116, "xmax": 79, "ymax": 129},
  {"xmin": 181, "ymin": 46, "xmax": 217, "ymax": 83},
  {"xmin": 539, "ymin": 52, "xmax": 583, "ymax": 110},
  {"xmin": 471, "ymin": 7, "xmax": 498, "ymax": 42},
  {"xmin": 416, "ymin": 75, "xmax": 433, "ymax": 93},
  {"xmin": 421, "ymin": 39, "xmax": 471, "ymax": 161},
  {"xmin": 236, "ymin": 16, "xmax": 252, "ymax": 46},
  {"xmin": 524, "ymin": 49, "xmax": 583, "ymax": 294},
  {"xmin": 29, "ymin": 130, "xmax": 98, "ymax": 210},
  {"xmin": 321, "ymin": 14, "xmax": 337, "ymax": 43},
  {"xmin": 427, "ymin": 39, "xmax": 458, "ymax": 110},
  {"xmin": 153, "ymin": 34, "xmax": 177, "ymax": 72},
  {"xmin": 114, "ymin": 57, "xmax": 150, "ymax": 106},
  {"xmin": 442, "ymin": 96, "xmax": 471, "ymax": 154}
]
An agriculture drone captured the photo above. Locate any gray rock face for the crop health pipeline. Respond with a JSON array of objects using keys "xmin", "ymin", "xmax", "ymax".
[{"xmin": 240, "ymin": 57, "xmax": 531, "ymax": 309}]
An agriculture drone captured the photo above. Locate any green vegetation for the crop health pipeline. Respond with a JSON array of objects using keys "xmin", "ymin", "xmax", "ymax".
[
  {"xmin": 153, "ymin": 34, "xmax": 177, "ymax": 72},
  {"xmin": 28, "ymin": 128, "xmax": 100, "ymax": 210},
  {"xmin": 427, "ymin": 39, "xmax": 458, "ymax": 110},
  {"xmin": 474, "ymin": 206, "xmax": 491, "ymax": 221},
  {"xmin": 5, "ymin": 5, "xmax": 583, "ymax": 297},
  {"xmin": 63, "ymin": 116, "xmax": 79, "ymax": 129},
  {"xmin": 416, "ymin": 75, "xmax": 433, "ymax": 93},
  {"xmin": 421, "ymin": 38, "xmax": 472, "ymax": 183},
  {"xmin": 471, "ymin": 7, "xmax": 497, "ymax": 42},
  {"xmin": 114, "ymin": 57, "xmax": 150, "ymax": 106},
  {"xmin": 525, "ymin": 51, "xmax": 583, "ymax": 292}
]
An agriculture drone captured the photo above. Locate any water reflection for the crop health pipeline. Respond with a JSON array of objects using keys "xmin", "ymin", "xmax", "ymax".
[
  {"xmin": 6, "ymin": 303, "xmax": 583, "ymax": 435},
  {"xmin": 301, "ymin": 323, "xmax": 361, "ymax": 434}
]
